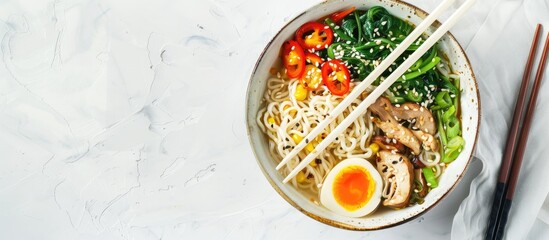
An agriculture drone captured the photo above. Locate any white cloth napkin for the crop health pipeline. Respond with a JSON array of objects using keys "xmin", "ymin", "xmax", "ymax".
[{"xmin": 405, "ymin": 0, "xmax": 549, "ymax": 239}]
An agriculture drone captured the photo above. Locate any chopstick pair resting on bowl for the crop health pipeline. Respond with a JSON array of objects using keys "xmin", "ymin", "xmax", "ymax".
[
  {"xmin": 277, "ymin": 0, "xmax": 478, "ymax": 183},
  {"xmin": 485, "ymin": 25, "xmax": 549, "ymax": 240}
]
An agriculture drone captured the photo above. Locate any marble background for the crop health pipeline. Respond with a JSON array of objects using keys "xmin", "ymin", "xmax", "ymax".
[{"xmin": 0, "ymin": 0, "xmax": 547, "ymax": 239}]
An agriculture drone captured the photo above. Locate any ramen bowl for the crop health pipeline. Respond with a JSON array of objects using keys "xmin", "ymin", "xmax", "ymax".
[{"xmin": 245, "ymin": 0, "xmax": 480, "ymax": 230}]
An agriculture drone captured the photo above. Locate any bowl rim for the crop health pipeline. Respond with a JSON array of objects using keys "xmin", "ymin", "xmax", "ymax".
[{"xmin": 244, "ymin": 0, "xmax": 481, "ymax": 231}]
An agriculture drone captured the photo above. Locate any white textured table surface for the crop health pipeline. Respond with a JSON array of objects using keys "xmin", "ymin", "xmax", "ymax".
[{"xmin": 0, "ymin": 0, "xmax": 547, "ymax": 239}]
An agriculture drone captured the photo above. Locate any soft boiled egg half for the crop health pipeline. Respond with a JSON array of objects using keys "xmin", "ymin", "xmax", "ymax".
[{"xmin": 320, "ymin": 158, "xmax": 383, "ymax": 217}]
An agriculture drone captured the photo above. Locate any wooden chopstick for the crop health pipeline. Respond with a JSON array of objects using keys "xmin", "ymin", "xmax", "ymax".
[
  {"xmin": 493, "ymin": 32, "xmax": 549, "ymax": 240},
  {"xmin": 484, "ymin": 24, "xmax": 543, "ymax": 240},
  {"xmin": 275, "ymin": 0, "xmax": 459, "ymax": 172},
  {"xmin": 485, "ymin": 28, "xmax": 549, "ymax": 240},
  {"xmin": 281, "ymin": 0, "xmax": 478, "ymax": 183}
]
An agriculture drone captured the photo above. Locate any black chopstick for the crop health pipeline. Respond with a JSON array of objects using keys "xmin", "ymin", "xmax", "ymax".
[{"xmin": 485, "ymin": 26, "xmax": 549, "ymax": 240}]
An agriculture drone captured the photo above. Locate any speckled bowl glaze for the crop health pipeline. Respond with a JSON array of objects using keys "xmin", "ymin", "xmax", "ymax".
[{"xmin": 245, "ymin": 0, "xmax": 480, "ymax": 230}]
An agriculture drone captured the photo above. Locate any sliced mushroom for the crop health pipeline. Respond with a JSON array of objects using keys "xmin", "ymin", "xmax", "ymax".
[
  {"xmin": 393, "ymin": 103, "xmax": 436, "ymax": 135},
  {"xmin": 369, "ymin": 97, "xmax": 438, "ymax": 153},
  {"xmin": 412, "ymin": 130, "xmax": 439, "ymax": 152},
  {"xmin": 371, "ymin": 135, "xmax": 406, "ymax": 153},
  {"xmin": 369, "ymin": 96, "xmax": 397, "ymax": 123},
  {"xmin": 376, "ymin": 151, "xmax": 414, "ymax": 209},
  {"xmin": 373, "ymin": 118, "xmax": 421, "ymax": 155},
  {"xmin": 370, "ymin": 97, "xmax": 435, "ymax": 134},
  {"xmin": 414, "ymin": 169, "xmax": 428, "ymax": 198}
]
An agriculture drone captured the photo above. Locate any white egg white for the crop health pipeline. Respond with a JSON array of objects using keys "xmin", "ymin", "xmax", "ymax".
[{"xmin": 320, "ymin": 158, "xmax": 383, "ymax": 217}]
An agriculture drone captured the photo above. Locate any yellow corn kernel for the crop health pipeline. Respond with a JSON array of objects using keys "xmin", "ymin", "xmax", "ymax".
[
  {"xmin": 296, "ymin": 171, "xmax": 306, "ymax": 183},
  {"xmin": 305, "ymin": 142, "xmax": 315, "ymax": 152},
  {"xmin": 291, "ymin": 134, "xmax": 303, "ymax": 144},
  {"xmin": 290, "ymin": 109, "xmax": 297, "ymax": 116},
  {"xmin": 283, "ymin": 105, "xmax": 297, "ymax": 116},
  {"xmin": 292, "ymin": 134, "xmax": 315, "ymax": 152},
  {"xmin": 294, "ymin": 84, "xmax": 308, "ymax": 101},
  {"xmin": 369, "ymin": 143, "xmax": 380, "ymax": 155},
  {"xmin": 267, "ymin": 117, "xmax": 276, "ymax": 125},
  {"xmin": 309, "ymin": 159, "xmax": 317, "ymax": 167}
]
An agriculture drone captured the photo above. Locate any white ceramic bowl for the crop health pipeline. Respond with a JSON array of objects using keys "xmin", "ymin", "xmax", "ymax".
[{"xmin": 245, "ymin": 0, "xmax": 480, "ymax": 230}]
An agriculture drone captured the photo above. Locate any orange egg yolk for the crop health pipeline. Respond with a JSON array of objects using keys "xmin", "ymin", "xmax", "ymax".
[{"xmin": 333, "ymin": 166, "xmax": 376, "ymax": 211}]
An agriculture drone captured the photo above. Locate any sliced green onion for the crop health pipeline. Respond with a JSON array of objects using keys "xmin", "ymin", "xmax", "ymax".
[
  {"xmin": 442, "ymin": 136, "xmax": 465, "ymax": 163},
  {"xmin": 446, "ymin": 115, "xmax": 461, "ymax": 139},
  {"xmin": 409, "ymin": 59, "xmax": 424, "ymax": 71},
  {"xmin": 436, "ymin": 110, "xmax": 448, "ymax": 146},
  {"xmin": 422, "ymin": 168, "xmax": 438, "ymax": 188},
  {"xmin": 447, "ymin": 135, "xmax": 465, "ymax": 149},
  {"xmin": 453, "ymin": 78, "xmax": 460, "ymax": 115},
  {"xmin": 443, "ymin": 105, "xmax": 456, "ymax": 122},
  {"xmin": 435, "ymin": 91, "xmax": 452, "ymax": 109},
  {"xmin": 400, "ymin": 57, "xmax": 441, "ymax": 81}
]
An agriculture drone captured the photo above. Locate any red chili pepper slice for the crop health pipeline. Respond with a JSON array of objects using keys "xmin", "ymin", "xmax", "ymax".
[
  {"xmin": 282, "ymin": 40, "xmax": 306, "ymax": 79},
  {"xmin": 305, "ymin": 52, "xmax": 323, "ymax": 67},
  {"xmin": 296, "ymin": 22, "xmax": 333, "ymax": 51},
  {"xmin": 330, "ymin": 7, "xmax": 356, "ymax": 23},
  {"xmin": 322, "ymin": 60, "xmax": 351, "ymax": 96}
]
